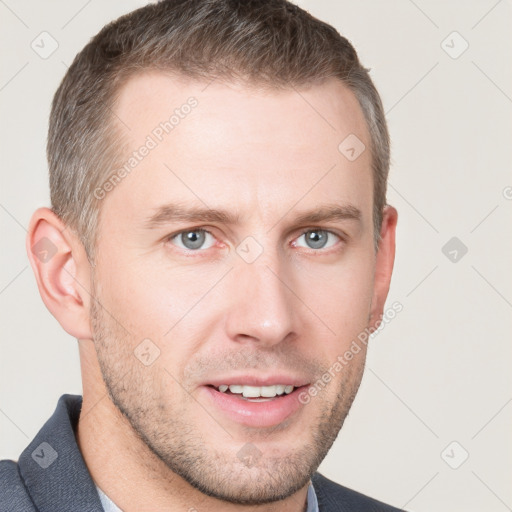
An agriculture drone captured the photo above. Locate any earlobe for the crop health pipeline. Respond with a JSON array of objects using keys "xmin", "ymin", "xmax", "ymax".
[
  {"xmin": 26, "ymin": 207, "xmax": 93, "ymax": 340},
  {"xmin": 369, "ymin": 205, "xmax": 398, "ymax": 328}
]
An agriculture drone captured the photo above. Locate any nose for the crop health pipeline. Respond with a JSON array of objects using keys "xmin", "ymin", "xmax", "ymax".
[{"xmin": 224, "ymin": 259, "xmax": 299, "ymax": 347}]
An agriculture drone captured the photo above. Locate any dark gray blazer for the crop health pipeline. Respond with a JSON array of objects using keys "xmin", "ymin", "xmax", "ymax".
[{"xmin": 0, "ymin": 395, "xmax": 405, "ymax": 511}]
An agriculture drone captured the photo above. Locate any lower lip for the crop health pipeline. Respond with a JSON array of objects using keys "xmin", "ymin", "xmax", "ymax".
[{"xmin": 200, "ymin": 386, "xmax": 308, "ymax": 428}]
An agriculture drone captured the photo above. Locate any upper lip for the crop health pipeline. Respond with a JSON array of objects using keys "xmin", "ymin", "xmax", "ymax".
[{"xmin": 203, "ymin": 374, "xmax": 311, "ymax": 388}]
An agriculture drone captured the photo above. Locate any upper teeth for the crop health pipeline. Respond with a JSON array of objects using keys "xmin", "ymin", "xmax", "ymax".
[{"xmin": 218, "ymin": 384, "xmax": 295, "ymax": 398}]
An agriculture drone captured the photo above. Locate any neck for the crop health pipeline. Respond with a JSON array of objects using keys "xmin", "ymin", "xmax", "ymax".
[{"xmin": 76, "ymin": 339, "xmax": 309, "ymax": 512}]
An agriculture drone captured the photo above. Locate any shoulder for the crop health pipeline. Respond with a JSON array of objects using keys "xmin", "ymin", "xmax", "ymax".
[
  {"xmin": 312, "ymin": 472, "xmax": 406, "ymax": 512},
  {"xmin": 0, "ymin": 459, "xmax": 36, "ymax": 511}
]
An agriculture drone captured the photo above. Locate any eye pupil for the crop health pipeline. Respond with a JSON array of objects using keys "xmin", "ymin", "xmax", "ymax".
[
  {"xmin": 181, "ymin": 230, "xmax": 206, "ymax": 249},
  {"xmin": 306, "ymin": 230, "xmax": 328, "ymax": 249}
]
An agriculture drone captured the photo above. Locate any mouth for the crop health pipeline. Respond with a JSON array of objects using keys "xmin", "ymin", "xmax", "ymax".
[
  {"xmin": 200, "ymin": 379, "xmax": 310, "ymax": 428},
  {"xmin": 208, "ymin": 383, "xmax": 298, "ymax": 401}
]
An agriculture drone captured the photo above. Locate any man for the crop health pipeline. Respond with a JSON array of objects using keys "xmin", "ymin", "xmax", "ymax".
[{"xmin": 0, "ymin": 0, "xmax": 401, "ymax": 510}]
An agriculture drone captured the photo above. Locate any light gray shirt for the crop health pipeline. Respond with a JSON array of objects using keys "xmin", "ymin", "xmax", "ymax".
[{"xmin": 96, "ymin": 481, "xmax": 319, "ymax": 512}]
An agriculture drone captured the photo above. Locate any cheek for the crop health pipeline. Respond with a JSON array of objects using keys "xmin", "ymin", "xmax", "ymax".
[
  {"xmin": 290, "ymin": 256, "xmax": 375, "ymax": 374},
  {"xmin": 294, "ymin": 250, "xmax": 375, "ymax": 329},
  {"xmin": 93, "ymin": 247, "xmax": 225, "ymax": 345},
  {"xmin": 92, "ymin": 247, "xmax": 167, "ymax": 339}
]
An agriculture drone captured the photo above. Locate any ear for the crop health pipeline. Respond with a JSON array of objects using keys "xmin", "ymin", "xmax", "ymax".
[
  {"xmin": 369, "ymin": 205, "xmax": 398, "ymax": 328},
  {"xmin": 26, "ymin": 207, "xmax": 93, "ymax": 339}
]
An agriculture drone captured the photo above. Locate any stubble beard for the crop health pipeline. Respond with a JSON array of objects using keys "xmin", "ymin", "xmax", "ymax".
[{"xmin": 89, "ymin": 281, "xmax": 365, "ymax": 505}]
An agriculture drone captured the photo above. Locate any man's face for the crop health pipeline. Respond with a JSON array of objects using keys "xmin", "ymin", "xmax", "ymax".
[{"xmin": 90, "ymin": 73, "xmax": 381, "ymax": 504}]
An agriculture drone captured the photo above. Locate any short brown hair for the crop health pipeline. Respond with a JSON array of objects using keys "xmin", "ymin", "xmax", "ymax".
[{"xmin": 48, "ymin": 0, "xmax": 390, "ymax": 260}]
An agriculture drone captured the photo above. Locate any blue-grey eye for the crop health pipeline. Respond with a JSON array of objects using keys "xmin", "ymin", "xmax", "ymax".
[
  {"xmin": 171, "ymin": 230, "xmax": 215, "ymax": 250},
  {"xmin": 296, "ymin": 230, "xmax": 339, "ymax": 250}
]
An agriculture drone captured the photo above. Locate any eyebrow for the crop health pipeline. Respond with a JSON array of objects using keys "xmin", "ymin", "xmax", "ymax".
[
  {"xmin": 145, "ymin": 204, "xmax": 240, "ymax": 229},
  {"xmin": 291, "ymin": 204, "xmax": 362, "ymax": 226},
  {"xmin": 144, "ymin": 203, "xmax": 362, "ymax": 230}
]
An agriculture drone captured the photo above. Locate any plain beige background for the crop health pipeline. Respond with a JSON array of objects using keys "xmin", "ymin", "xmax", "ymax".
[{"xmin": 1, "ymin": 1, "xmax": 511, "ymax": 511}]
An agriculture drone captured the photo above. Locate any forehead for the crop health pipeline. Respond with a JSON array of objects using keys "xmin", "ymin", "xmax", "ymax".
[
  {"xmin": 104, "ymin": 72, "xmax": 372, "ymax": 226},
  {"xmin": 114, "ymin": 71, "xmax": 369, "ymax": 154}
]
